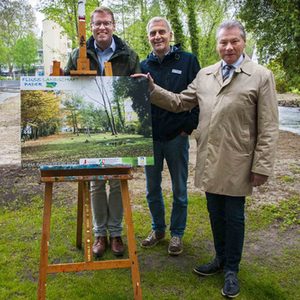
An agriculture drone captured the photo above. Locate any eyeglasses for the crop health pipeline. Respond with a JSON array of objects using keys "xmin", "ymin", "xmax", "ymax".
[{"xmin": 92, "ymin": 21, "xmax": 113, "ymax": 28}]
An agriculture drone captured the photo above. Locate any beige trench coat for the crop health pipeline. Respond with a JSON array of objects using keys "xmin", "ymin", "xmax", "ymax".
[{"xmin": 151, "ymin": 56, "xmax": 279, "ymax": 196}]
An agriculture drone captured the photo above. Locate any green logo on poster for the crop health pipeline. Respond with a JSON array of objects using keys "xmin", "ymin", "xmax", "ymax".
[{"xmin": 46, "ymin": 82, "xmax": 57, "ymax": 88}]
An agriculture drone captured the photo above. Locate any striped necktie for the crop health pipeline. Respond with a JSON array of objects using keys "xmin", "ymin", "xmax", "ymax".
[{"xmin": 222, "ymin": 65, "xmax": 234, "ymax": 81}]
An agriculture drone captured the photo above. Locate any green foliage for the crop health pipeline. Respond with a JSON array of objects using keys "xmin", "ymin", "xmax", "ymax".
[
  {"xmin": 124, "ymin": 20, "xmax": 151, "ymax": 61},
  {"xmin": 291, "ymin": 88, "xmax": 300, "ymax": 95},
  {"xmin": 113, "ymin": 0, "xmax": 230, "ymax": 66},
  {"xmin": 248, "ymin": 196, "xmax": 300, "ymax": 231},
  {"xmin": 269, "ymin": 196, "xmax": 300, "ymax": 229},
  {"xmin": 62, "ymin": 93, "xmax": 84, "ymax": 135},
  {"xmin": 267, "ymin": 59, "xmax": 289, "ymax": 93},
  {"xmin": 0, "ymin": 39, "xmax": 7, "ymax": 66},
  {"xmin": 80, "ymin": 103, "xmax": 108, "ymax": 133},
  {"xmin": 234, "ymin": 0, "xmax": 300, "ymax": 91},
  {"xmin": 0, "ymin": 0, "xmax": 36, "ymax": 73},
  {"xmin": 280, "ymin": 175, "xmax": 295, "ymax": 184},
  {"xmin": 21, "ymin": 90, "xmax": 61, "ymax": 139},
  {"xmin": 110, "ymin": 0, "xmax": 161, "ymax": 60},
  {"xmin": 184, "ymin": 0, "xmax": 199, "ymax": 57},
  {"xmin": 195, "ymin": 0, "xmax": 230, "ymax": 67},
  {"xmin": 38, "ymin": 0, "xmax": 231, "ymax": 68},
  {"xmin": 163, "ymin": 0, "xmax": 186, "ymax": 49},
  {"xmin": 39, "ymin": 0, "xmax": 100, "ymax": 48},
  {"xmin": 12, "ymin": 33, "xmax": 39, "ymax": 74}
]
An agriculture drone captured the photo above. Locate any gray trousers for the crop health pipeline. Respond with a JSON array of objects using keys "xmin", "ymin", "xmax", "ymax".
[{"xmin": 90, "ymin": 180, "xmax": 123, "ymax": 237}]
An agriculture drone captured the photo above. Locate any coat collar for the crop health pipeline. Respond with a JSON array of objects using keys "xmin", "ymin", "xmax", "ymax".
[
  {"xmin": 147, "ymin": 44, "xmax": 182, "ymax": 63},
  {"xmin": 203, "ymin": 54, "xmax": 253, "ymax": 88},
  {"xmin": 205, "ymin": 54, "xmax": 253, "ymax": 77}
]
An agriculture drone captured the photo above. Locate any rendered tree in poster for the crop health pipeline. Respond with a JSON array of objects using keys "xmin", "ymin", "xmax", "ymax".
[
  {"xmin": 21, "ymin": 91, "xmax": 60, "ymax": 140},
  {"xmin": 96, "ymin": 77, "xmax": 118, "ymax": 135},
  {"xmin": 113, "ymin": 77, "xmax": 152, "ymax": 137},
  {"xmin": 78, "ymin": 102, "xmax": 108, "ymax": 136},
  {"xmin": 85, "ymin": 77, "xmax": 118, "ymax": 136},
  {"xmin": 62, "ymin": 94, "xmax": 84, "ymax": 136}
]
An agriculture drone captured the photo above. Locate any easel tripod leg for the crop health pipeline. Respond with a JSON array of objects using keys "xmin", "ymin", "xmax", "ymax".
[
  {"xmin": 76, "ymin": 182, "xmax": 84, "ymax": 249},
  {"xmin": 37, "ymin": 182, "xmax": 53, "ymax": 300},
  {"xmin": 120, "ymin": 180, "xmax": 142, "ymax": 300},
  {"xmin": 83, "ymin": 182, "xmax": 93, "ymax": 262}
]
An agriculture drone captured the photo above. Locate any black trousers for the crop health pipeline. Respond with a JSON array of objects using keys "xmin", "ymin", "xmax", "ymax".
[{"xmin": 206, "ymin": 192, "xmax": 245, "ymax": 273}]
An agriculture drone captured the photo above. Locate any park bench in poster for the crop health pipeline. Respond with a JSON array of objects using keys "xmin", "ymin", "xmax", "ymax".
[{"xmin": 20, "ymin": 76, "xmax": 154, "ymax": 168}]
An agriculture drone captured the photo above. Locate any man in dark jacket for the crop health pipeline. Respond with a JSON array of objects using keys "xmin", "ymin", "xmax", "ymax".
[
  {"xmin": 140, "ymin": 17, "xmax": 200, "ymax": 255},
  {"xmin": 65, "ymin": 6, "xmax": 140, "ymax": 258}
]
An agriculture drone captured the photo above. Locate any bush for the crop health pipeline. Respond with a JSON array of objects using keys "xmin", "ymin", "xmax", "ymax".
[{"xmin": 267, "ymin": 60, "xmax": 289, "ymax": 93}]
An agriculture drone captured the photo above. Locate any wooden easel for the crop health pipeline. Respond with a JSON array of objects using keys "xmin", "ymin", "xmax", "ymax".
[
  {"xmin": 37, "ymin": 166, "xmax": 142, "ymax": 299},
  {"xmin": 37, "ymin": 6, "xmax": 142, "ymax": 297}
]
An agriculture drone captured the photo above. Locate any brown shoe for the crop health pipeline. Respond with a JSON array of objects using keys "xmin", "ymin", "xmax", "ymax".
[
  {"xmin": 110, "ymin": 236, "xmax": 124, "ymax": 256},
  {"xmin": 168, "ymin": 236, "xmax": 183, "ymax": 256},
  {"xmin": 93, "ymin": 236, "xmax": 108, "ymax": 257},
  {"xmin": 141, "ymin": 230, "xmax": 165, "ymax": 248}
]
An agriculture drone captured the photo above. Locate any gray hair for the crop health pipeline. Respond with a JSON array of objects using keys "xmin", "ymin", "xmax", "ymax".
[
  {"xmin": 146, "ymin": 16, "xmax": 172, "ymax": 34},
  {"xmin": 216, "ymin": 20, "xmax": 246, "ymax": 41}
]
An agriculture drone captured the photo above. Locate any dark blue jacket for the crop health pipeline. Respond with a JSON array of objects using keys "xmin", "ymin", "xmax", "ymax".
[{"xmin": 141, "ymin": 45, "xmax": 200, "ymax": 141}]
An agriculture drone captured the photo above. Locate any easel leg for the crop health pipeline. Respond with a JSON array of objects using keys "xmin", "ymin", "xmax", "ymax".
[
  {"xmin": 120, "ymin": 180, "xmax": 142, "ymax": 300},
  {"xmin": 83, "ymin": 181, "xmax": 93, "ymax": 262},
  {"xmin": 76, "ymin": 182, "xmax": 84, "ymax": 249},
  {"xmin": 37, "ymin": 182, "xmax": 53, "ymax": 300}
]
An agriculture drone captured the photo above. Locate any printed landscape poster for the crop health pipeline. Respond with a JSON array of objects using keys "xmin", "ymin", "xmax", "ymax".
[{"xmin": 20, "ymin": 76, "xmax": 154, "ymax": 167}]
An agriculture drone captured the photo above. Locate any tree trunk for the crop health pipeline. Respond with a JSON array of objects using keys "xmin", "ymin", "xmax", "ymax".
[
  {"xmin": 95, "ymin": 78, "xmax": 117, "ymax": 135},
  {"xmin": 163, "ymin": 0, "xmax": 186, "ymax": 49},
  {"xmin": 185, "ymin": 0, "xmax": 200, "ymax": 57}
]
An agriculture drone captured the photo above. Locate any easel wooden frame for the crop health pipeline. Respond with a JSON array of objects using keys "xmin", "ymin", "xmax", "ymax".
[{"xmin": 37, "ymin": 62, "xmax": 142, "ymax": 299}]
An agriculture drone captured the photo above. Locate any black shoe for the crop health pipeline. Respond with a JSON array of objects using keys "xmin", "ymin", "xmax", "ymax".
[
  {"xmin": 221, "ymin": 271, "xmax": 240, "ymax": 298},
  {"xmin": 193, "ymin": 257, "xmax": 224, "ymax": 276}
]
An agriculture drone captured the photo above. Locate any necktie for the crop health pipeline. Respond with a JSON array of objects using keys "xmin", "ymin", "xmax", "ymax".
[{"xmin": 223, "ymin": 65, "xmax": 234, "ymax": 81}]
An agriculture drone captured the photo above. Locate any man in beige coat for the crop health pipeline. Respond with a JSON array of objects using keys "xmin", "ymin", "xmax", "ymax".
[{"xmin": 134, "ymin": 20, "xmax": 279, "ymax": 298}]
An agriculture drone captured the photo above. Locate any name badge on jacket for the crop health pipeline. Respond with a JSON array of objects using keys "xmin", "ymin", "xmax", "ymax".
[{"xmin": 171, "ymin": 69, "xmax": 182, "ymax": 75}]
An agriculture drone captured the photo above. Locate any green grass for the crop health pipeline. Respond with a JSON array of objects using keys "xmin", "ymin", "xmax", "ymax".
[
  {"xmin": 0, "ymin": 192, "xmax": 299, "ymax": 299},
  {"xmin": 280, "ymin": 175, "xmax": 295, "ymax": 183},
  {"xmin": 21, "ymin": 133, "xmax": 153, "ymax": 165},
  {"xmin": 247, "ymin": 195, "xmax": 300, "ymax": 230}
]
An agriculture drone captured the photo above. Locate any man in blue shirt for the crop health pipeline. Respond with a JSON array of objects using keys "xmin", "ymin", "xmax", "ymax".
[{"xmin": 65, "ymin": 6, "xmax": 140, "ymax": 258}]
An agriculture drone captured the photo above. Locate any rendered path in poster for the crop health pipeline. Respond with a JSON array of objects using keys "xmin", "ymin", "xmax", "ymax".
[{"xmin": 0, "ymin": 85, "xmax": 21, "ymax": 166}]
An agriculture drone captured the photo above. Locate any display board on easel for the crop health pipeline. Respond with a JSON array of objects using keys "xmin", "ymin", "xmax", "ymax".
[{"xmin": 20, "ymin": 75, "xmax": 153, "ymax": 168}]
